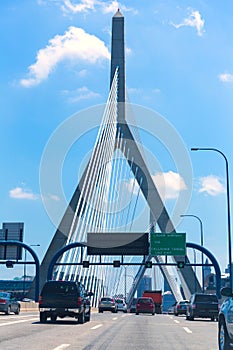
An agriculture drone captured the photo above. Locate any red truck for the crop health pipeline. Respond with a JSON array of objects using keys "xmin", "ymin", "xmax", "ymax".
[{"xmin": 143, "ymin": 290, "xmax": 162, "ymax": 314}]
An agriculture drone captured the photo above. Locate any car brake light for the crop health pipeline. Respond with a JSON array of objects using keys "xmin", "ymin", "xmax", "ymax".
[
  {"xmin": 77, "ymin": 297, "xmax": 82, "ymax": 306},
  {"xmin": 177, "ymin": 305, "xmax": 180, "ymax": 309},
  {"xmin": 38, "ymin": 296, "xmax": 42, "ymax": 305},
  {"xmin": 192, "ymin": 304, "xmax": 196, "ymax": 309},
  {"xmin": 0, "ymin": 299, "xmax": 6, "ymax": 304}
]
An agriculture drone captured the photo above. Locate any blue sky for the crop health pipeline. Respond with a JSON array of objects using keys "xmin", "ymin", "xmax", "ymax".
[{"xmin": 1, "ymin": 0, "xmax": 233, "ymax": 281}]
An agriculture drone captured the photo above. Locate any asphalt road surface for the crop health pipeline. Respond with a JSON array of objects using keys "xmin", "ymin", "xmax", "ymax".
[{"xmin": 0, "ymin": 311, "xmax": 218, "ymax": 350}]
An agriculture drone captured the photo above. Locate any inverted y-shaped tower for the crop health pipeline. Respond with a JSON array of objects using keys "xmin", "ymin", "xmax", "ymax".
[{"xmin": 29, "ymin": 10, "xmax": 201, "ymax": 300}]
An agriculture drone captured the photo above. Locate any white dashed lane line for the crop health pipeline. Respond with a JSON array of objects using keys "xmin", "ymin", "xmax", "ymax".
[
  {"xmin": 91, "ymin": 324, "xmax": 103, "ymax": 330},
  {"xmin": 52, "ymin": 345, "xmax": 70, "ymax": 350},
  {"xmin": 183, "ymin": 327, "xmax": 192, "ymax": 334},
  {"xmin": 174, "ymin": 319, "xmax": 180, "ymax": 324},
  {"xmin": 112, "ymin": 317, "xmax": 118, "ymax": 320},
  {"xmin": 0, "ymin": 318, "xmax": 38, "ymax": 327}
]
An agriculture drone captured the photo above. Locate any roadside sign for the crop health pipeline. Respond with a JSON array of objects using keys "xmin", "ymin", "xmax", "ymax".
[{"xmin": 150, "ymin": 233, "xmax": 186, "ymax": 256}]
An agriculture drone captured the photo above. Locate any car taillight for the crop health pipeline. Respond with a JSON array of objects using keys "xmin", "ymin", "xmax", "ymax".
[
  {"xmin": 177, "ymin": 305, "xmax": 180, "ymax": 309},
  {"xmin": 0, "ymin": 299, "xmax": 6, "ymax": 304},
  {"xmin": 77, "ymin": 297, "xmax": 82, "ymax": 306},
  {"xmin": 39, "ymin": 295, "xmax": 42, "ymax": 305},
  {"xmin": 192, "ymin": 304, "xmax": 196, "ymax": 309}
]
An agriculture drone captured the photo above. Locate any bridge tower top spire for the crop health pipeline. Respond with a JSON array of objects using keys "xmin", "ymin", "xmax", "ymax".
[{"xmin": 110, "ymin": 9, "xmax": 125, "ymax": 122}]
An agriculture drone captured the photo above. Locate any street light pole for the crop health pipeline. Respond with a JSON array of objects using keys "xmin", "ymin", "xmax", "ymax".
[
  {"xmin": 180, "ymin": 214, "xmax": 205, "ymax": 292},
  {"xmin": 191, "ymin": 147, "xmax": 232, "ymax": 291},
  {"xmin": 124, "ymin": 266, "xmax": 127, "ymax": 301}
]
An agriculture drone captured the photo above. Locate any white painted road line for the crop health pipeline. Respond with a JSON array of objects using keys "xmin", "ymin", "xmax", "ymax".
[
  {"xmin": 174, "ymin": 319, "xmax": 180, "ymax": 324},
  {"xmin": 112, "ymin": 317, "xmax": 118, "ymax": 320},
  {"xmin": 0, "ymin": 318, "xmax": 38, "ymax": 327},
  {"xmin": 53, "ymin": 345, "xmax": 70, "ymax": 350},
  {"xmin": 91, "ymin": 324, "xmax": 103, "ymax": 330},
  {"xmin": 183, "ymin": 327, "xmax": 192, "ymax": 334}
]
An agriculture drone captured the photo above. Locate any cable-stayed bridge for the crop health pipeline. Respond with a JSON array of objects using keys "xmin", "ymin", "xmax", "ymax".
[{"xmin": 29, "ymin": 10, "xmax": 201, "ymax": 304}]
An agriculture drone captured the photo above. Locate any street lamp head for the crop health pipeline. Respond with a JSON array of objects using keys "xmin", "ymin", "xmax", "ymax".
[{"xmin": 191, "ymin": 148, "xmax": 199, "ymax": 151}]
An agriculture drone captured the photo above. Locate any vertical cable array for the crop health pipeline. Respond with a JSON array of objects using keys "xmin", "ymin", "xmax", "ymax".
[{"xmin": 54, "ymin": 67, "xmax": 149, "ymax": 302}]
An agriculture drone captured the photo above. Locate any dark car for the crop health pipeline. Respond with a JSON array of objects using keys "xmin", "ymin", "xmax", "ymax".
[
  {"xmin": 136, "ymin": 297, "xmax": 155, "ymax": 315},
  {"xmin": 218, "ymin": 287, "xmax": 233, "ymax": 349},
  {"xmin": 0, "ymin": 292, "xmax": 20, "ymax": 315},
  {"xmin": 129, "ymin": 298, "xmax": 137, "ymax": 313},
  {"xmin": 39, "ymin": 280, "xmax": 93, "ymax": 323},
  {"xmin": 174, "ymin": 300, "xmax": 189, "ymax": 316},
  {"xmin": 186, "ymin": 293, "xmax": 219, "ymax": 321},
  {"xmin": 98, "ymin": 296, "xmax": 117, "ymax": 313}
]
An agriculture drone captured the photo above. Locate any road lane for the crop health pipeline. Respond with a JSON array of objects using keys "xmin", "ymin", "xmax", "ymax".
[{"xmin": 0, "ymin": 312, "xmax": 218, "ymax": 349}]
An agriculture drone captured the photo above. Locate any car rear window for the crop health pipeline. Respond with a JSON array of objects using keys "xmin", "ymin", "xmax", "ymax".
[
  {"xmin": 42, "ymin": 282, "xmax": 78, "ymax": 296},
  {"xmin": 101, "ymin": 297, "xmax": 113, "ymax": 302},
  {"xmin": 0, "ymin": 292, "xmax": 9, "ymax": 298},
  {"xmin": 195, "ymin": 294, "xmax": 218, "ymax": 302},
  {"xmin": 138, "ymin": 298, "xmax": 152, "ymax": 304}
]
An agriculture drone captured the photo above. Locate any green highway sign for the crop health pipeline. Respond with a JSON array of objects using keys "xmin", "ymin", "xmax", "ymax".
[{"xmin": 150, "ymin": 233, "xmax": 186, "ymax": 256}]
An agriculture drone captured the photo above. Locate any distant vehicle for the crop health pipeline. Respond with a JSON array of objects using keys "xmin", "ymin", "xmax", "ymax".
[
  {"xmin": 39, "ymin": 280, "xmax": 93, "ymax": 323},
  {"xmin": 129, "ymin": 298, "xmax": 137, "ymax": 313},
  {"xmin": 186, "ymin": 293, "xmax": 219, "ymax": 321},
  {"xmin": 0, "ymin": 292, "xmax": 20, "ymax": 315},
  {"xmin": 115, "ymin": 298, "xmax": 127, "ymax": 313},
  {"xmin": 98, "ymin": 296, "xmax": 117, "ymax": 313},
  {"xmin": 136, "ymin": 297, "xmax": 155, "ymax": 315},
  {"xmin": 218, "ymin": 287, "xmax": 233, "ymax": 349},
  {"xmin": 167, "ymin": 305, "xmax": 175, "ymax": 314},
  {"xmin": 143, "ymin": 290, "xmax": 162, "ymax": 314},
  {"xmin": 174, "ymin": 300, "xmax": 189, "ymax": 316}
]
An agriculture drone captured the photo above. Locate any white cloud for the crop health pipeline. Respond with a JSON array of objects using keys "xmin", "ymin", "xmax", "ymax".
[
  {"xmin": 125, "ymin": 171, "xmax": 187, "ymax": 200},
  {"xmin": 60, "ymin": 0, "xmax": 137, "ymax": 15},
  {"xmin": 198, "ymin": 175, "xmax": 225, "ymax": 196},
  {"xmin": 78, "ymin": 69, "xmax": 88, "ymax": 77},
  {"xmin": 61, "ymin": 0, "xmax": 96, "ymax": 14},
  {"xmin": 218, "ymin": 73, "xmax": 233, "ymax": 83},
  {"xmin": 171, "ymin": 10, "xmax": 205, "ymax": 37},
  {"xmin": 9, "ymin": 187, "xmax": 38, "ymax": 200},
  {"xmin": 152, "ymin": 171, "xmax": 187, "ymax": 200},
  {"xmin": 20, "ymin": 26, "xmax": 110, "ymax": 87},
  {"xmin": 47, "ymin": 194, "xmax": 60, "ymax": 201},
  {"xmin": 66, "ymin": 86, "xmax": 101, "ymax": 103}
]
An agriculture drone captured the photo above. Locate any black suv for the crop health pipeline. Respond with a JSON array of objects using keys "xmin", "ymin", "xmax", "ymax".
[
  {"xmin": 186, "ymin": 293, "xmax": 219, "ymax": 321},
  {"xmin": 39, "ymin": 280, "xmax": 93, "ymax": 324}
]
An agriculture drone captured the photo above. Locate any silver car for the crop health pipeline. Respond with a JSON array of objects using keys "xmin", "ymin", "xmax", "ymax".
[
  {"xmin": 115, "ymin": 298, "xmax": 127, "ymax": 313},
  {"xmin": 98, "ymin": 296, "xmax": 117, "ymax": 313},
  {"xmin": 0, "ymin": 292, "xmax": 20, "ymax": 315},
  {"xmin": 218, "ymin": 287, "xmax": 233, "ymax": 349}
]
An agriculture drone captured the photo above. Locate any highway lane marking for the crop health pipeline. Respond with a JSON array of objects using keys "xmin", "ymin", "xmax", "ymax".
[
  {"xmin": 53, "ymin": 345, "xmax": 70, "ymax": 350},
  {"xmin": 0, "ymin": 318, "xmax": 38, "ymax": 327},
  {"xmin": 183, "ymin": 327, "xmax": 192, "ymax": 334},
  {"xmin": 91, "ymin": 324, "xmax": 103, "ymax": 330},
  {"xmin": 112, "ymin": 317, "xmax": 118, "ymax": 320},
  {"xmin": 174, "ymin": 319, "xmax": 180, "ymax": 324}
]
